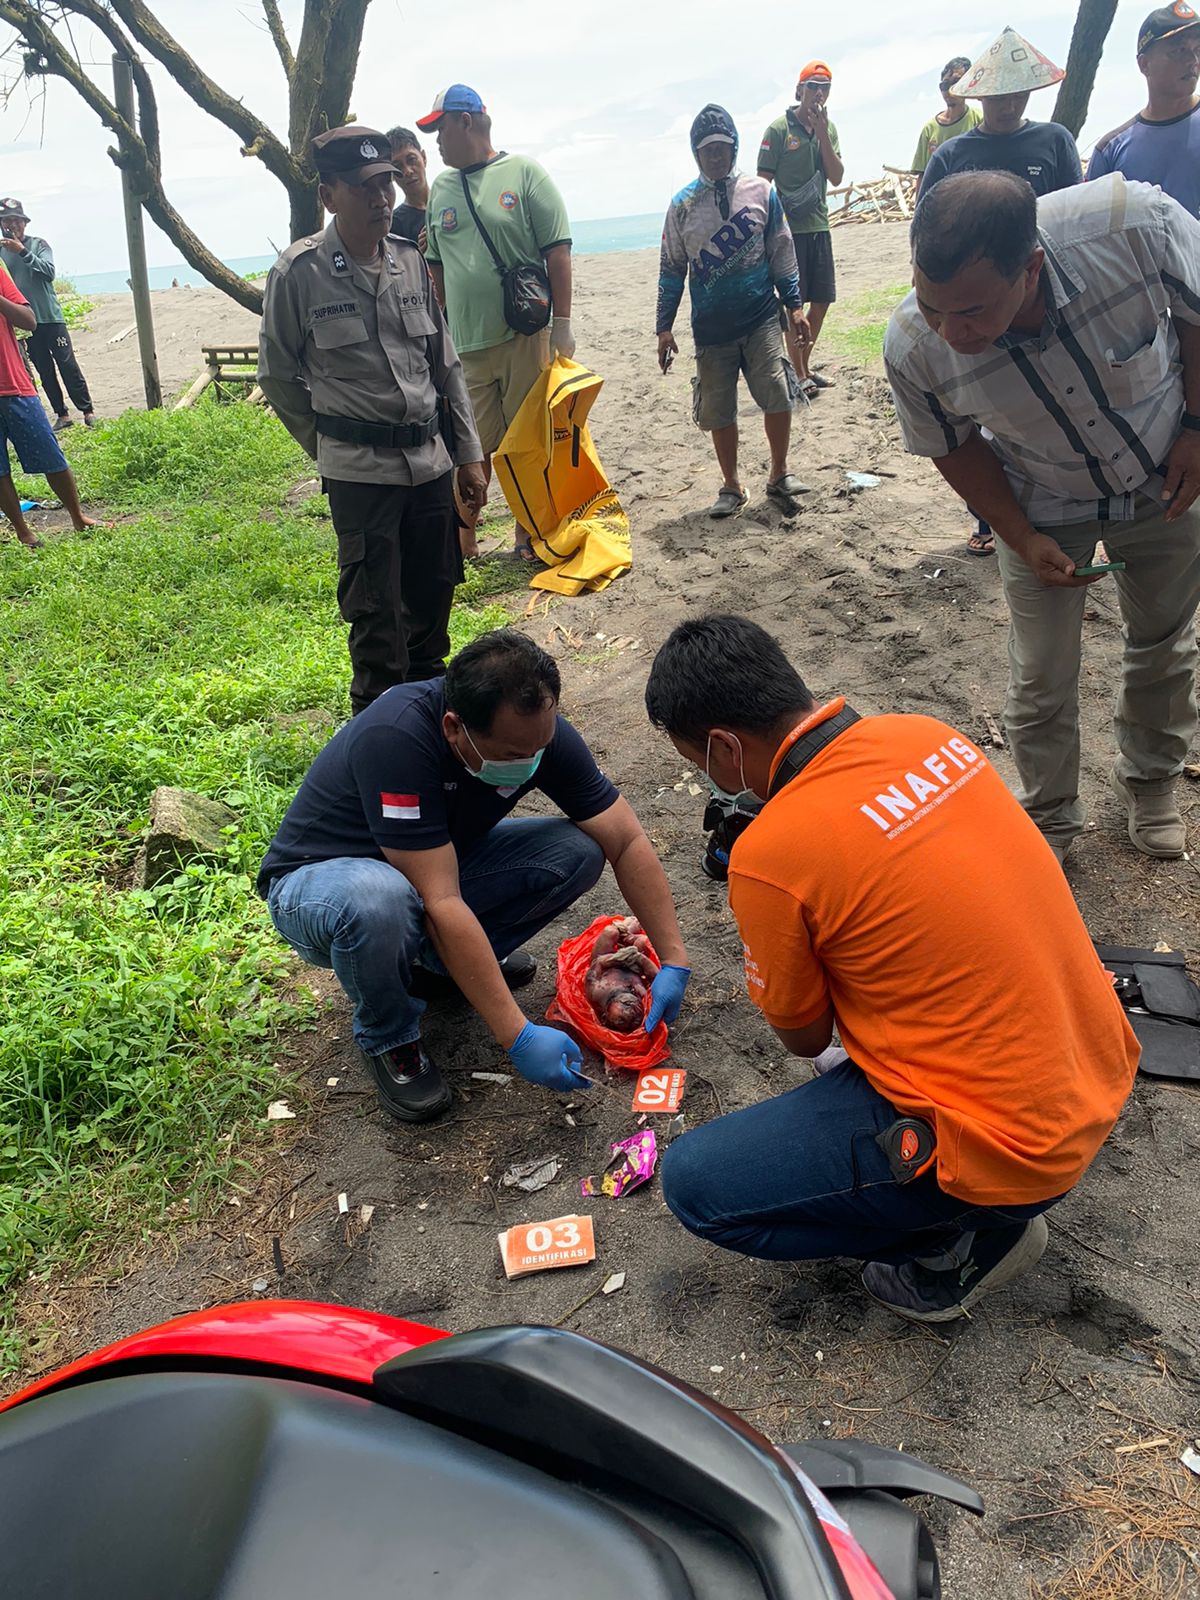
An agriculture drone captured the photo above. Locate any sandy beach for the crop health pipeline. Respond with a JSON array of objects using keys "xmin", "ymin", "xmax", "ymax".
[{"xmin": 40, "ymin": 222, "xmax": 1200, "ymax": 1597}]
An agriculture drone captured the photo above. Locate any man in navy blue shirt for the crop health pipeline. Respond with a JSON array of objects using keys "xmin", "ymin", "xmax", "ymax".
[
  {"xmin": 1088, "ymin": 5, "xmax": 1200, "ymax": 215},
  {"xmin": 260, "ymin": 629, "xmax": 691, "ymax": 1121}
]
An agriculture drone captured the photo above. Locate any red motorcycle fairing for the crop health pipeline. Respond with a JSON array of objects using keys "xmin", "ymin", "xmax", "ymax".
[{"xmin": 0, "ymin": 1298, "xmax": 447, "ymax": 1415}]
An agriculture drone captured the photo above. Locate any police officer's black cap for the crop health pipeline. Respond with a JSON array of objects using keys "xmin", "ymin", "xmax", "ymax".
[{"xmin": 311, "ymin": 125, "xmax": 399, "ymax": 184}]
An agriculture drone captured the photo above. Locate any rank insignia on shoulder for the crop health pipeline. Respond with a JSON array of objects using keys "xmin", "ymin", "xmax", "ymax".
[{"xmin": 331, "ymin": 250, "xmax": 348, "ymax": 272}]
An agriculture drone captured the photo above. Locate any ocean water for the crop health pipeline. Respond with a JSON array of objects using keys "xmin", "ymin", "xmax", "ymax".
[{"xmin": 67, "ymin": 212, "xmax": 663, "ymax": 295}]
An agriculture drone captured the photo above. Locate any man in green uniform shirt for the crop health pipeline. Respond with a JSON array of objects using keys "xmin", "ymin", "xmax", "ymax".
[
  {"xmin": 759, "ymin": 60, "xmax": 844, "ymax": 395},
  {"xmin": 911, "ymin": 57, "xmax": 982, "ymax": 194},
  {"xmin": 420, "ymin": 85, "xmax": 574, "ymax": 560}
]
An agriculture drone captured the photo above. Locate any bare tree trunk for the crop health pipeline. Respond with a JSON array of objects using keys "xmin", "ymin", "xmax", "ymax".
[
  {"xmin": 287, "ymin": 0, "xmax": 371, "ymax": 240},
  {"xmin": 1052, "ymin": 0, "xmax": 1119, "ymax": 137}
]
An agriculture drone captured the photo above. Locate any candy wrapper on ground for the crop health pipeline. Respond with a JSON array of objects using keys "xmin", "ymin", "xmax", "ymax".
[
  {"xmin": 581, "ymin": 1130, "xmax": 658, "ymax": 1199},
  {"xmin": 546, "ymin": 914, "xmax": 671, "ymax": 1070}
]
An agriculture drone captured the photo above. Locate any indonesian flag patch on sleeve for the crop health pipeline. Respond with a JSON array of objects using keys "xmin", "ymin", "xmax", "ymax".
[{"xmin": 380, "ymin": 791, "xmax": 420, "ymax": 820}]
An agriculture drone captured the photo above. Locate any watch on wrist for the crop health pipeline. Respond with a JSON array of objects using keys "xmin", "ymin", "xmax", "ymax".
[{"xmin": 1181, "ymin": 412, "xmax": 1200, "ymax": 432}]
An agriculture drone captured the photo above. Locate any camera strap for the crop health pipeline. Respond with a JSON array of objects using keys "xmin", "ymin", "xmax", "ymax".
[{"xmin": 767, "ymin": 704, "xmax": 861, "ymax": 801}]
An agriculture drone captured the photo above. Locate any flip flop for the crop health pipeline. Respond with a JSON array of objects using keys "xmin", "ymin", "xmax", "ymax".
[
  {"xmin": 17, "ymin": 537, "xmax": 44, "ymax": 550},
  {"xmin": 766, "ymin": 474, "xmax": 811, "ymax": 511},
  {"xmin": 806, "ymin": 371, "xmax": 836, "ymax": 390},
  {"xmin": 709, "ymin": 486, "xmax": 748, "ymax": 519},
  {"xmin": 966, "ymin": 528, "xmax": 995, "ymax": 556}
]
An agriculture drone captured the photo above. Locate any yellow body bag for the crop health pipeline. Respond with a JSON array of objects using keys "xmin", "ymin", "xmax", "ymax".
[{"xmin": 492, "ymin": 358, "xmax": 632, "ymax": 595}]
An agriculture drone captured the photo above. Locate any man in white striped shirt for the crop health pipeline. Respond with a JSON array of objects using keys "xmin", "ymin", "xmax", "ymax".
[{"xmin": 885, "ymin": 169, "xmax": 1200, "ymax": 863}]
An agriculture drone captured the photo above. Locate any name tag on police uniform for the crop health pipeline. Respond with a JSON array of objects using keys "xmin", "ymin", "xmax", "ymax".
[{"xmin": 311, "ymin": 301, "xmax": 360, "ymax": 323}]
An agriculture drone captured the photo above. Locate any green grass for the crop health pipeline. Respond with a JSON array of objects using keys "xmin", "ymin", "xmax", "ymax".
[
  {"xmin": 821, "ymin": 281, "xmax": 910, "ymax": 369},
  {"xmin": 1, "ymin": 402, "xmax": 510, "ymax": 1340},
  {"xmin": 53, "ymin": 276, "xmax": 93, "ymax": 331}
]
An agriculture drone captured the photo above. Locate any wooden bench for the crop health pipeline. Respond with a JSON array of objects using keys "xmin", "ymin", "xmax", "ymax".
[{"xmin": 174, "ymin": 345, "xmax": 265, "ymax": 410}]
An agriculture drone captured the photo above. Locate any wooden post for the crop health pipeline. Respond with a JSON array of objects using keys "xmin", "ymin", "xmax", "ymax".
[{"xmin": 112, "ymin": 54, "xmax": 162, "ymax": 410}]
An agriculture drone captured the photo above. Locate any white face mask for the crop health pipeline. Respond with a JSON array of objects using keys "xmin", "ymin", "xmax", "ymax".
[{"xmin": 702, "ymin": 732, "xmax": 762, "ymax": 814}]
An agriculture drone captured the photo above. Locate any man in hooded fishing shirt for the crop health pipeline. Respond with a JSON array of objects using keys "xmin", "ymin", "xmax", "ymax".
[{"xmin": 656, "ymin": 104, "xmax": 810, "ymax": 519}]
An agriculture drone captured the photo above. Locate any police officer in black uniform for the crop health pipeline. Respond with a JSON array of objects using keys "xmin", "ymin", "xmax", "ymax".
[{"xmin": 259, "ymin": 125, "xmax": 486, "ymax": 714}]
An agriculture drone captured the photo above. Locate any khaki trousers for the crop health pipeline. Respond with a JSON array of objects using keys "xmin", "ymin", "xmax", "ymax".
[{"xmin": 995, "ymin": 492, "xmax": 1200, "ymax": 844}]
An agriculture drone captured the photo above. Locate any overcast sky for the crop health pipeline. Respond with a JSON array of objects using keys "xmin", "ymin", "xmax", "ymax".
[{"xmin": 0, "ymin": 1, "xmax": 1156, "ymax": 278}]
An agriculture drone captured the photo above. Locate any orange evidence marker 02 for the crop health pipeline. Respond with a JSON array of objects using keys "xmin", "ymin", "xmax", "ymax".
[{"xmin": 631, "ymin": 1068, "xmax": 687, "ymax": 1113}]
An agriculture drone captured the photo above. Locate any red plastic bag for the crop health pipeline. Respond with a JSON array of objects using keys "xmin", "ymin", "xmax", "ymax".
[{"xmin": 546, "ymin": 914, "xmax": 671, "ymax": 1071}]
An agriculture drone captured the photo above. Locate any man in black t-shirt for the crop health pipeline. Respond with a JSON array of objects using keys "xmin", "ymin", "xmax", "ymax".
[
  {"xmin": 260, "ymin": 630, "xmax": 692, "ymax": 1121},
  {"xmin": 919, "ymin": 28, "xmax": 1081, "ymax": 205},
  {"xmin": 386, "ymin": 125, "xmax": 429, "ymax": 245}
]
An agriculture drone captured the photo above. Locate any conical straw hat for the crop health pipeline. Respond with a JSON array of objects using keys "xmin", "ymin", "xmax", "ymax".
[{"xmin": 952, "ymin": 26, "xmax": 1065, "ymax": 98}]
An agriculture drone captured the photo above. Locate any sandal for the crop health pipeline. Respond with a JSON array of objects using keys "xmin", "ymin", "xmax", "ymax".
[
  {"xmin": 513, "ymin": 541, "xmax": 539, "ymax": 563},
  {"xmin": 709, "ymin": 486, "xmax": 748, "ymax": 519},
  {"xmin": 966, "ymin": 528, "xmax": 995, "ymax": 557},
  {"xmin": 766, "ymin": 473, "xmax": 811, "ymax": 511}
]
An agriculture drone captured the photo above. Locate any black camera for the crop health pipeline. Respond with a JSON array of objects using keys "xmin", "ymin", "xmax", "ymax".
[{"xmin": 702, "ymin": 797, "xmax": 757, "ymax": 882}]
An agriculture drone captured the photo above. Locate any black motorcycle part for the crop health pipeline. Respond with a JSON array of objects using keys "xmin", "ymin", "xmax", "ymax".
[
  {"xmin": 783, "ymin": 1441, "xmax": 984, "ymax": 1600},
  {"xmin": 0, "ymin": 1369, "xmax": 740, "ymax": 1599},
  {"xmin": 828, "ymin": 1490, "xmax": 938, "ymax": 1600},
  {"xmin": 374, "ymin": 1324, "xmax": 855, "ymax": 1600},
  {"xmin": 781, "ymin": 1438, "xmax": 984, "ymax": 1512}
]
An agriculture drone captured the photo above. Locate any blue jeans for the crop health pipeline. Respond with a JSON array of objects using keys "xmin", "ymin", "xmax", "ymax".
[
  {"xmin": 661, "ymin": 1061, "xmax": 1060, "ymax": 1267},
  {"xmin": 266, "ymin": 818, "xmax": 605, "ymax": 1055}
]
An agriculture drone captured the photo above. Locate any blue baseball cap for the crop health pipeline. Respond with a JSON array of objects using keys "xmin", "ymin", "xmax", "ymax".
[{"xmin": 417, "ymin": 84, "xmax": 486, "ymax": 129}]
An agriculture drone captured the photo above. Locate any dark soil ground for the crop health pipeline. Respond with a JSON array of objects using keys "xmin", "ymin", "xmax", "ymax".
[{"xmin": 11, "ymin": 231, "xmax": 1200, "ymax": 1599}]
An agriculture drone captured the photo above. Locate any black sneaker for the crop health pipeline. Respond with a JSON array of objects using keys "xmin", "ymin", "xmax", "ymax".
[
  {"xmin": 365, "ymin": 1041, "xmax": 451, "ymax": 1123},
  {"xmin": 409, "ymin": 950, "xmax": 537, "ymax": 1004},
  {"xmin": 861, "ymin": 1215, "xmax": 1049, "ymax": 1324}
]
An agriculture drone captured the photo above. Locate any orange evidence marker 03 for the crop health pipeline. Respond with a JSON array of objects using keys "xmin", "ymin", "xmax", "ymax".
[{"xmin": 498, "ymin": 1214, "xmax": 597, "ymax": 1279}]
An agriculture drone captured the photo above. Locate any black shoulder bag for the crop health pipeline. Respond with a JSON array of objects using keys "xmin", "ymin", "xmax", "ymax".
[{"xmin": 460, "ymin": 170, "xmax": 552, "ymax": 337}]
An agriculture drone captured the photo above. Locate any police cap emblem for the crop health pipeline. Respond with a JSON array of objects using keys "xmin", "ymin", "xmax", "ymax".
[{"xmin": 360, "ymin": 139, "xmax": 379, "ymax": 160}]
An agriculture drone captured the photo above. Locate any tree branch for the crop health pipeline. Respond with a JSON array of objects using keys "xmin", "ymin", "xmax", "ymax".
[
  {"xmin": 106, "ymin": 0, "xmax": 305, "ymax": 188},
  {"xmin": 53, "ymin": 0, "xmax": 161, "ymax": 170},
  {"xmin": 0, "ymin": 0, "xmax": 263, "ymax": 314},
  {"xmin": 127, "ymin": 146, "xmax": 264, "ymax": 315},
  {"xmin": 0, "ymin": 0, "xmax": 133, "ymax": 142},
  {"xmin": 262, "ymin": 0, "xmax": 294, "ymax": 81}
]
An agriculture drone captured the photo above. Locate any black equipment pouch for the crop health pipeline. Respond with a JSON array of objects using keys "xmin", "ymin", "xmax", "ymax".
[
  {"xmin": 875, "ymin": 1117, "xmax": 937, "ymax": 1184},
  {"xmin": 460, "ymin": 171, "xmax": 553, "ymax": 337},
  {"xmin": 1094, "ymin": 942, "xmax": 1200, "ymax": 1082}
]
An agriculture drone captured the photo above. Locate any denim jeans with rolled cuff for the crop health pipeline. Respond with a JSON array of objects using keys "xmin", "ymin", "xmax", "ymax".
[
  {"xmin": 661, "ymin": 1058, "xmax": 1061, "ymax": 1266},
  {"xmin": 267, "ymin": 817, "xmax": 605, "ymax": 1056}
]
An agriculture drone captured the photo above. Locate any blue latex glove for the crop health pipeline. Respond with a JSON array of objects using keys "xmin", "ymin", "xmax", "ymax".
[
  {"xmin": 508, "ymin": 1020, "xmax": 590, "ymax": 1092},
  {"xmin": 646, "ymin": 964, "xmax": 691, "ymax": 1033}
]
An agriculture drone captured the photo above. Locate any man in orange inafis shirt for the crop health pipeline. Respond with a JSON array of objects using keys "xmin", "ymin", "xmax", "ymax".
[{"xmin": 645, "ymin": 614, "xmax": 1139, "ymax": 1323}]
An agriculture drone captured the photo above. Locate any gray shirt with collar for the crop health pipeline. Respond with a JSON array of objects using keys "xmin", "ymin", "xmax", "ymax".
[
  {"xmin": 884, "ymin": 174, "xmax": 1200, "ymax": 527},
  {"xmin": 257, "ymin": 219, "xmax": 481, "ymax": 486}
]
